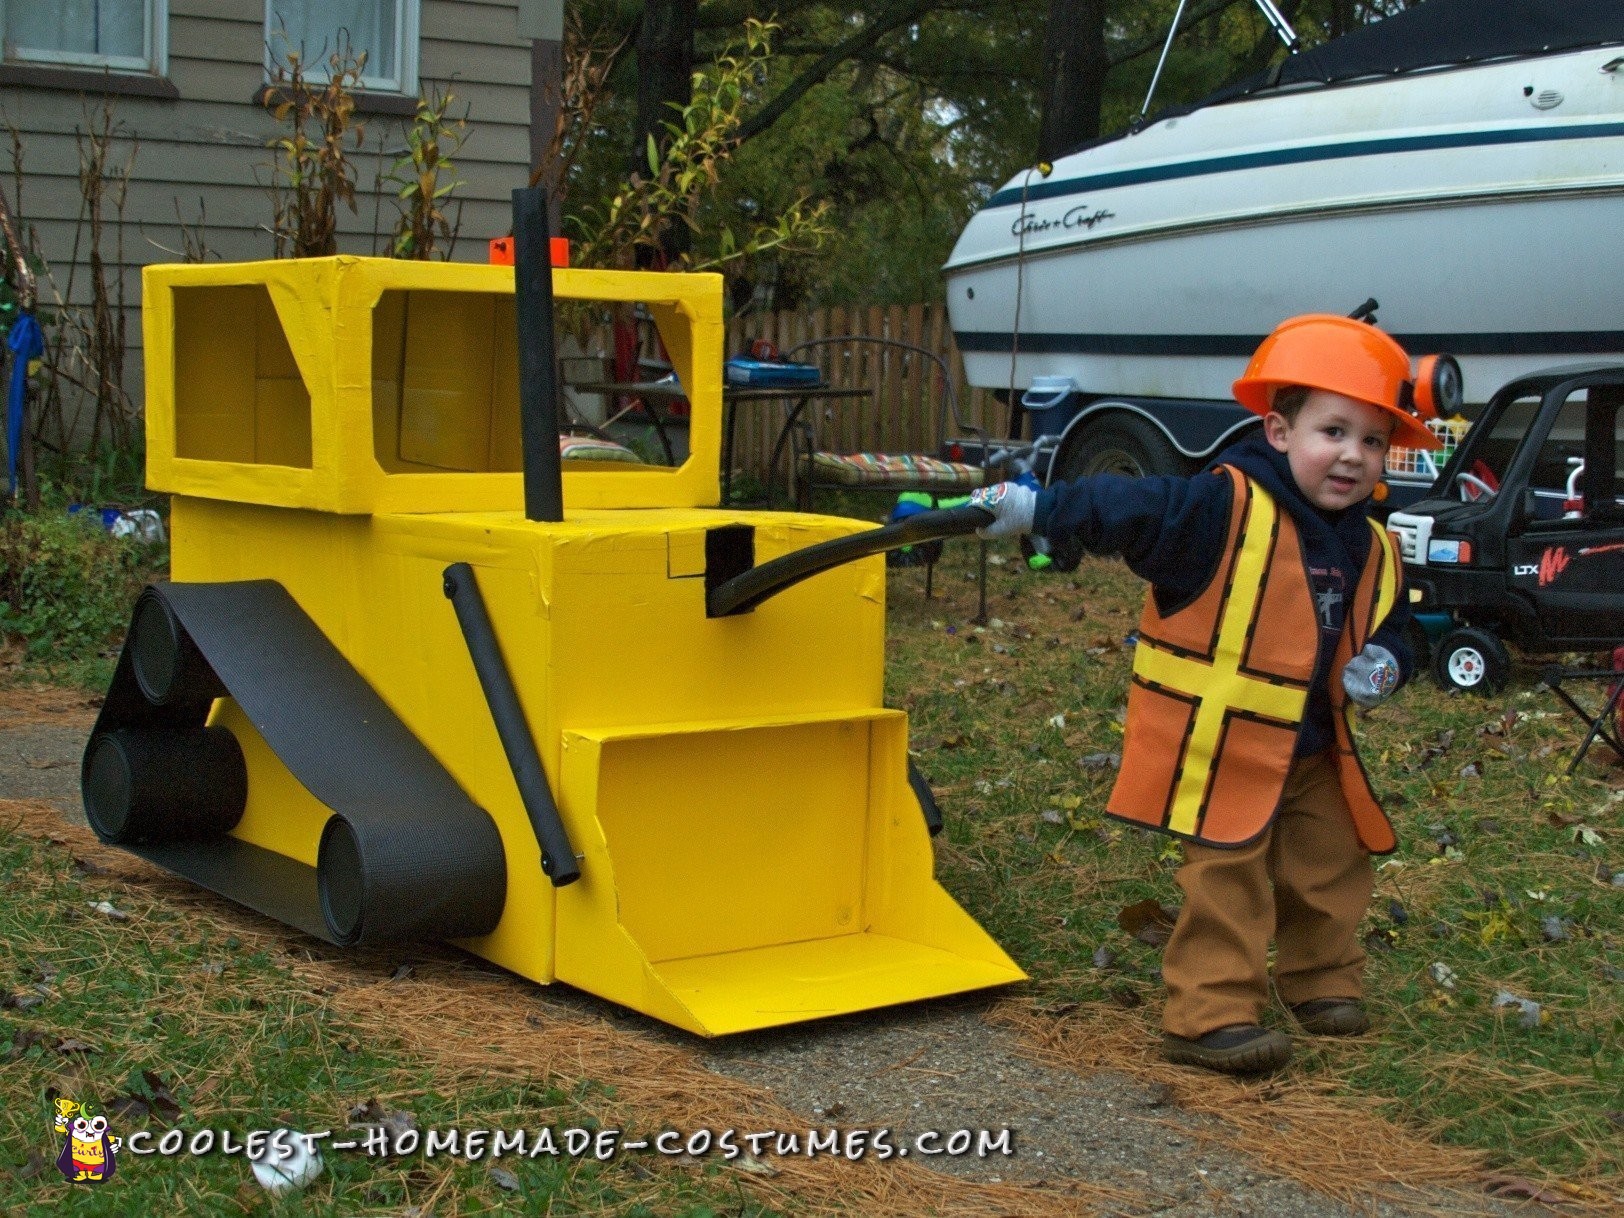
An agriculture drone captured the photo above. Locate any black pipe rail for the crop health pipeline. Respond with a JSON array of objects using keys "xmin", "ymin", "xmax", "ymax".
[{"xmin": 444, "ymin": 562, "xmax": 580, "ymax": 886}]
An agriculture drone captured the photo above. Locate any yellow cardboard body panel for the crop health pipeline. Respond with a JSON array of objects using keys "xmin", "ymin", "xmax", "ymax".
[
  {"xmin": 145, "ymin": 257, "xmax": 1022, "ymax": 1034},
  {"xmin": 143, "ymin": 257, "xmax": 724, "ymax": 514}
]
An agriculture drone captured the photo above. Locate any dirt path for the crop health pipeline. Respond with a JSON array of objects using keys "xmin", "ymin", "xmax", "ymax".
[{"xmin": 1, "ymin": 680, "xmax": 1532, "ymax": 1216}]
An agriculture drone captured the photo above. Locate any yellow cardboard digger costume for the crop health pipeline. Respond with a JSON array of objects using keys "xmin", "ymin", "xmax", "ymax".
[
  {"xmin": 81, "ymin": 214, "xmax": 1022, "ymax": 1037},
  {"xmin": 973, "ymin": 315, "xmax": 1446, "ymax": 1074}
]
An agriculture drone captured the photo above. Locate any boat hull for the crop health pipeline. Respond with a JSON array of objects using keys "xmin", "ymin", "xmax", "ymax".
[{"xmin": 946, "ymin": 46, "xmax": 1624, "ymax": 405}]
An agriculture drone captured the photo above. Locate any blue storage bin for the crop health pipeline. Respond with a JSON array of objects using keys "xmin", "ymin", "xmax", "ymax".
[{"xmin": 1020, "ymin": 376, "xmax": 1079, "ymax": 440}]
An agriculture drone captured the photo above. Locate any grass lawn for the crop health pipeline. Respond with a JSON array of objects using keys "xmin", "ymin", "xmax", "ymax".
[
  {"xmin": 0, "ymin": 816, "xmax": 787, "ymax": 1216},
  {"xmin": 1, "ymin": 503, "xmax": 1619, "ymax": 1212}
]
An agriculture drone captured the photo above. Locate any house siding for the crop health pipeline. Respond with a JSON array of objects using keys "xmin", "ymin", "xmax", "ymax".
[{"xmin": 0, "ymin": 0, "xmax": 534, "ymax": 414}]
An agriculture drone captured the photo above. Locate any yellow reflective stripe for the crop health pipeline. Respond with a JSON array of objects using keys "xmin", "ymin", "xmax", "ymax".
[
  {"xmin": 1131, "ymin": 487, "xmax": 1308, "ymax": 836},
  {"xmin": 1368, "ymin": 521, "xmax": 1398, "ymax": 630}
]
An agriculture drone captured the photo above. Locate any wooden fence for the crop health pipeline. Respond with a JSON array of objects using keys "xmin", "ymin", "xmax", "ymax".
[{"xmin": 721, "ymin": 303, "xmax": 1006, "ymax": 482}]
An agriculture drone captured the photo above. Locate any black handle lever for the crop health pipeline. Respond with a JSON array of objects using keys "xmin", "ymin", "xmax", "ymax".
[{"xmin": 706, "ymin": 506, "xmax": 994, "ymax": 617}]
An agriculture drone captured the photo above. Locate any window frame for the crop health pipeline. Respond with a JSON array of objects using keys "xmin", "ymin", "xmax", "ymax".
[
  {"xmin": 1, "ymin": 0, "xmax": 169, "ymax": 76},
  {"xmin": 263, "ymin": 0, "xmax": 420, "ymax": 97}
]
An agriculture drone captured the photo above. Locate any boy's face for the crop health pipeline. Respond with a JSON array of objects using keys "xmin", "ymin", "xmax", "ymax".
[{"xmin": 1263, "ymin": 390, "xmax": 1394, "ymax": 511}]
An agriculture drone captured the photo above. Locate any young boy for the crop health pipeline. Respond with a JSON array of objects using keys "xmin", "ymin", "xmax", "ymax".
[{"xmin": 971, "ymin": 314, "xmax": 1442, "ymax": 1075}]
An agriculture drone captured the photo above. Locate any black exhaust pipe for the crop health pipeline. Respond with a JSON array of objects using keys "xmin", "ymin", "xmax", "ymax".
[{"xmin": 512, "ymin": 186, "xmax": 564, "ymax": 523}]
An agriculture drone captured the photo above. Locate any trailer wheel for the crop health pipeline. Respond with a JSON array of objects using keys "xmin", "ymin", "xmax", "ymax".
[
  {"xmin": 1433, "ymin": 627, "xmax": 1511, "ymax": 694},
  {"xmin": 1053, "ymin": 415, "xmax": 1192, "ymax": 481}
]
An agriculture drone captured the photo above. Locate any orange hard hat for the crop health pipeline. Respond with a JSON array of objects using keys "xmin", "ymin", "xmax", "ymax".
[{"xmin": 1232, "ymin": 314, "xmax": 1444, "ymax": 450}]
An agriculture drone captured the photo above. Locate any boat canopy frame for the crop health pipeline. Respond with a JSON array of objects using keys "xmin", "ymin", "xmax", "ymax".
[{"xmin": 1068, "ymin": 0, "xmax": 1624, "ymax": 163}]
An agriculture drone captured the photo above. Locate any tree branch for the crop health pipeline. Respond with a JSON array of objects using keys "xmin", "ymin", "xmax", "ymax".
[
  {"xmin": 734, "ymin": 0, "xmax": 945, "ymax": 146},
  {"xmin": 1106, "ymin": 0, "xmax": 1253, "ymax": 69}
]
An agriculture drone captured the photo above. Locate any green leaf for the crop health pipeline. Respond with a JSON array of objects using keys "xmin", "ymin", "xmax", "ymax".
[{"xmin": 646, "ymin": 132, "xmax": 660, "ymax": 177}]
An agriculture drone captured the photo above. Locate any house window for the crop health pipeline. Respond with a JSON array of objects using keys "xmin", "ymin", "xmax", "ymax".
[
  {"xmin": 266, "ymin": 0, "xmax": 418, "ymax": 95},
  {"xmin": 2, "ymin": 0, "xmax": 167, "ymax": 73}
]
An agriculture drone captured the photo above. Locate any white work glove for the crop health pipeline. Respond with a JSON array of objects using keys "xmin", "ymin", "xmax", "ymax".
[
  {"xmin": 1342, "ymin": 643, "xmax": 1399, "ymax": 708},
  {"xmin": 969, "ymin": 481, "xmax": 1037, "ymax": 540}
]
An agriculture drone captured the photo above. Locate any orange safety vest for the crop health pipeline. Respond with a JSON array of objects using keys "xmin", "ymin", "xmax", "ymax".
[{"xmin": 1107, "ymin": 466, "xmax": 1400, "ymax": 852}]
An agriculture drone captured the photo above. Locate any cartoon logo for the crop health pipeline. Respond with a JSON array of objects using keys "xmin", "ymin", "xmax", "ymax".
[{"xmin": 53, "ymin": 1098, "xmax": 120, "ymax": 1183}]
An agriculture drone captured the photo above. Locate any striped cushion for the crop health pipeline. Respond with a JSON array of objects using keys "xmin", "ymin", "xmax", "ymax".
[
  {"xmin": 809, "ymin": 450, "xmax": 984, "ymax": 488},
  {"xmin": 559, "ymin": 434, "xmax": 643, "ymax": 463}
]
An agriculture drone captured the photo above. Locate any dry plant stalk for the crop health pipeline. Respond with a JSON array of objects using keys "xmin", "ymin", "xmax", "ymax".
[
  {"xmin": 264, "ymin": 34, "xmax": 368, "ymax": 258},
  {"xmin": 72, "ymin": 102, "xmax": 137, "ymax": 457},
  {"xmin": 7, "ymin": 101, "xmax": 139, "ymax": 470},
  {"xmin": 530, "ymin": 7, "xmax": 629, "ymax": 206},
  {"xmin": 385, "ymin": 84, "xmax": 467, "ymax": 260}
]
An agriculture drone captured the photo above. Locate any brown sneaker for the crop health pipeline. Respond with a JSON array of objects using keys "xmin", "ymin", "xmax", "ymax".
[
  {"xmin": 1161, "ymin": 1024, "xmax": 1292, "ymax": 1074},
  {"xmin": 1290, "ymin": 998, "xmax": 1370, "ymax": 1036}
]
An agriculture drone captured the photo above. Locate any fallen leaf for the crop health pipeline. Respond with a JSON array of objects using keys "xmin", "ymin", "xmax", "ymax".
[
  {"xmin": 1572, "ymin": 825, "xmax": 1602, "ymax": 848},
  {"xmin": 1540, "ymin": 916, "xmax": 1570, "ymax": 942},
  {"xmin": 1364, "ymin": 928, "xmax": 1396, "ymax": 953},
  {"xmin": 1426, "ymin": 962, "xmax": 1459, "ymax": 991},
  {"xmin": 489, "ymin": 1165, "xmax": 521, "ymax": 1191},
  {"xmin": 1117, "ymin": 899, "xmax": 1178, "ymax": 947},
  {"xmin": 1078, "ymin": 752, "xmax": 1120, "ymax": 770},
  {"xmin": 88, "ymin": 900, "xmax": 129, "ymax": 921},
  {"xmin": 735, "ymin": 1154, "xmax": 778, "ymax": 1176},
  {"xmin": 106, "ymin": 1095, "xmax": 151, "ymax": 1122},
  {"xmin": 1091, "ymin": 945, "xmax": 1117, "ymax": 970},
  {"xmin": 5, "ymin": 1028, "xmax": 47, "ymax": 1059},
  {"xmin": 1477, "ymin": 909, "xmax": 1515, "ymax": 945},
  {"xmin": 1040, "ymin": 809, "xmax": 1065, "ymax": 826},
  {"xmin": 142, "ymin": 1070, "xmax": 183, "ymax": 1121},
  {"xmin": 1107, "ymin": 985, "xmax": 1143, "ymax": 1008},
  {"xmin": 54, "ymin": 1038, "xmax": 98, "ymax": 1055},
  {"xmin": 16, "ymin": 1150, "xmax": 47, "ymax": 1180},
  {"xmin": 1387, "ymin": 899, "xmax": 1409, "ymax": 926},
  {"xmin": 1481, "ymin": 1173, "xmax": 1566, "ymax": 1203}
]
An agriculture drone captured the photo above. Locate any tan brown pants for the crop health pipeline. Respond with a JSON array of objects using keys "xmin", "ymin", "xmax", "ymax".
[{"xmin": 1161, "ymin": 751, "xmax": 1375, "ymax": 1039}]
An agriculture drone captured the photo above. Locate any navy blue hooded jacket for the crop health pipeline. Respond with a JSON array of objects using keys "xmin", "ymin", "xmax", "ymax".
[{"xmin": 1031, "ymin": 432, "xmax": 1415, "ymax": 756}]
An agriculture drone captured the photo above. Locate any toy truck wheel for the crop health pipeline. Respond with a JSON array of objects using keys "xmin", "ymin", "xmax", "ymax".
[{"xmin": 1433, "ymin": 627, "xmax": 1511, "ymax": 694}]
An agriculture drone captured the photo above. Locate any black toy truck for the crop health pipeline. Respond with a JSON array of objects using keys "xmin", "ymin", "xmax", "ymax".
[{"xmin": 1386, "ymin": 365, "xmax": 1624, "ymax": 693}]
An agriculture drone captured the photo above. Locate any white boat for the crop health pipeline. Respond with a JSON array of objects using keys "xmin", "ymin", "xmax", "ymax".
[{"xmin": 943, "ymin": 0, "xmax": 1624, "ymax": 478}]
